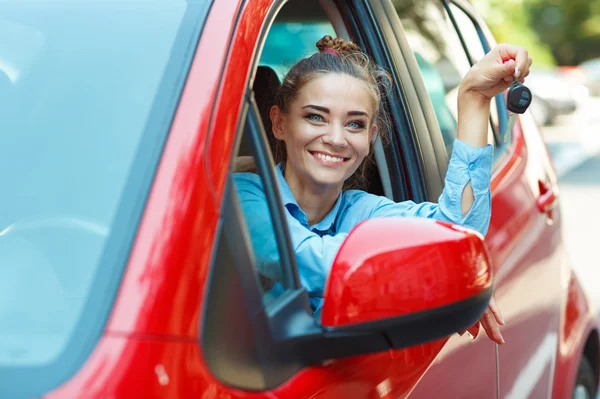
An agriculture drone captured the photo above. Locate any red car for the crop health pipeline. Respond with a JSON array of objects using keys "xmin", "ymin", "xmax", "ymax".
[{"xmin": 0, "ymin": 0, "xmax": 598, "ymax": 398}]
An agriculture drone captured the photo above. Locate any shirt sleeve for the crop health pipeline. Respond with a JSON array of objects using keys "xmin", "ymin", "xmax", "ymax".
[
  {"xmin": 234, "ymin": 173, "xmax": 347, "ymax": 298},
  {"xmin": 369, "ymin": 138, "xmax": 493, "ymax": 235}
]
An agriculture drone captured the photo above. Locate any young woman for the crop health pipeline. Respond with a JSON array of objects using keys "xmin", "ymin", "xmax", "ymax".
[{"xmin": 235, "ymin": 36, "xmax": 532, "ymax": 345}]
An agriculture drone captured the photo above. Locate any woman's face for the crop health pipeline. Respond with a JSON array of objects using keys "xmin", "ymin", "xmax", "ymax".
[{"xmin": 271, "ymin": 73, "xmax": 376, "ymax": 193}]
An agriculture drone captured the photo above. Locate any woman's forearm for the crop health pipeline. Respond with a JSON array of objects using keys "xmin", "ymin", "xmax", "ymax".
[{"xmin": 456, "ymin": 85, "xmax": 492, "ymax": 216}]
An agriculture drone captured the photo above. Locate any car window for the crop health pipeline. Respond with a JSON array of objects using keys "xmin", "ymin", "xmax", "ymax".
[
  {"xmin": 394, "ymin": 0, "xmax": 497, "ymax": 156},
  {"xmin": 0, "ymin": 0, "xmax": 209, "ymax": 397}
]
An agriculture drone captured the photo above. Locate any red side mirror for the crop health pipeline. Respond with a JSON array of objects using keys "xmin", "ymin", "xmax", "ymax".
[{"xmin": 321, "ymin": 217, "xmax": 493, "ymax": 332}]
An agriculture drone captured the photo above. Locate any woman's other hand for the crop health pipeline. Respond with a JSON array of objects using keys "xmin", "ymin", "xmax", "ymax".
[
  {"xmin": 480, "ymin": 296, "xmax": 505, "ymax": 344},
  {"xmin": 460, "ymin": 43, "xmax": 532, "ymax": 103},
  {"xmin": 459, "ymin": 296, "xmax": 505, "ymax": 344}
]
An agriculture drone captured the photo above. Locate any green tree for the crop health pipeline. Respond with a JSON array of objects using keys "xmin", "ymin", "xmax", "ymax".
[
  {"xmin": 526, "ymin": 0, "xmax": 600, "ymax": 65},
  {"xmin": 472, "ymin": 0, "xmax": 556, "ymax": 66},
  {"xmin": 474, "ymin": 0, "xmax": 600, "ymax": 66}
]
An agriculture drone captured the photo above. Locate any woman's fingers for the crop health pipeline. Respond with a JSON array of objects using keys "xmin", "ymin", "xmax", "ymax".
[
  {"xmin": 495, "ymin": 44, "xmax": 530, "ymax": 83},
  {"xmin": 458, "ymin": 299, "xmax": 506, "ymax": 344},
  {"xmin": 482, "ymin": 297, "xmax": 506, "ymax": 344},
  {"xmin": 488, "ymin": 296, "xmax": 505, "ymax": 325},
  {"xmin": 520, "ymin": 56, "xmax": 533, "ymax": 82},
  {"xmin": 515, "ymin": 48, "xmax": 530, "ymax": 81},
  {"xmin": 481, "ymin": 308, "xmax": 505, "ymax": 344},
  {"xmin": 460, "ymin": 43, "xmax": 532, "ymax": 100}
]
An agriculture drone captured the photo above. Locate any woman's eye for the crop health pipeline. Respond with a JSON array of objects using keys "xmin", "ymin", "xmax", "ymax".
[
  {"xmin": 306, "ymin": 114, "xmax": 324, "ymax": 123},
  {"xmin": 347, "ymin": 120, "xmax": 365, "ymax": 130}
]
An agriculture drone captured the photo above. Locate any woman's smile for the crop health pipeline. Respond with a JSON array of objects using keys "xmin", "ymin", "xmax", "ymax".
[{"xmin": 308, "ymin": 150, "xmax": 350, "ymax": 167}]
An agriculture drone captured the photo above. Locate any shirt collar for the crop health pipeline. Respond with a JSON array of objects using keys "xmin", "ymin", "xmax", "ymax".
[{"xmin": 275, "ymin": 163, "xmax": 343, "ymax": 232}]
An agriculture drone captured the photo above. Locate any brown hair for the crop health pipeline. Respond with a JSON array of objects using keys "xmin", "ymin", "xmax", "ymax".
[{"xmin": 273, "ymin": 35, "xmax": 392, "ymax": 190}]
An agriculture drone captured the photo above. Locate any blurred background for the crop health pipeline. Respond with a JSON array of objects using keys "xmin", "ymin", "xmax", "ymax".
[{"xmin": 472, "ymin": 0, "xmax": 600, "ymax": 311}]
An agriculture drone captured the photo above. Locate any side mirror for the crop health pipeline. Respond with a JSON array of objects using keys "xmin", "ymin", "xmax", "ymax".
[{"xmin": 321, "ymin": 217, "xmax": 492, "ymax": 349}]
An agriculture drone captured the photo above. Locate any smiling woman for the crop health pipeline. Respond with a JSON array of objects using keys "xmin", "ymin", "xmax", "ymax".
[{"xmin": 235, "ymin": 34, "xmax": 532, "ymax": 344}]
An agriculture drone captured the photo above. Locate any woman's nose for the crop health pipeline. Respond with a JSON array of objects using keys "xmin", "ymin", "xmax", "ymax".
[{"xmin": 322, "ymin": 123, "xmax": 347, "ymax": 147}]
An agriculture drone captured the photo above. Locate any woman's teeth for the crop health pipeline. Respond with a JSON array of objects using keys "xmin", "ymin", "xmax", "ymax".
[{"xmin": 314, "ymin": 153, "xmax": 344, "ymax": 162}]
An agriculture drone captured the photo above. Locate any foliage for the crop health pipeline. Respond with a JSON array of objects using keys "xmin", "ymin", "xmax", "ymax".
[
  {"xmin": 472, "ymin": 0, "xmax": 556, "ymax": 66},
  {"xmin": 473, "ymin": 0, "xmax": 600, "ymax": 66}
]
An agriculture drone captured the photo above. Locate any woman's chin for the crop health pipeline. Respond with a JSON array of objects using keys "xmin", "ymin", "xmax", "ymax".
[{"xmin": 307, "ymin": 170, "xmax": 350, "ymax": 190}]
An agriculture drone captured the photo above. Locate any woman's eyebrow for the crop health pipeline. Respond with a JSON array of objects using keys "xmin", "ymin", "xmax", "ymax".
[
  {"xmin": 302, "ymin": 104, "xmax": 329, "ymax": 113},
  {"xmin": 348, "ymin": 110, "xmax": 370, "ymax": 118},
  {"xmin": 302, "ymin": 105, "xmax": 369, "ymax": 118}
]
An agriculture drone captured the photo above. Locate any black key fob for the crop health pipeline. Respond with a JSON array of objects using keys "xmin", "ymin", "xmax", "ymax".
[{"xmin": 507, "ymin": 82, "xmax": 532, "ymax": 114}]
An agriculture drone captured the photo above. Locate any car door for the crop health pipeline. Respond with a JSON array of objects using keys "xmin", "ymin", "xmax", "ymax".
[{"xmin": 446, "ymin": 2, "xmax": 565, "ymax": 398}]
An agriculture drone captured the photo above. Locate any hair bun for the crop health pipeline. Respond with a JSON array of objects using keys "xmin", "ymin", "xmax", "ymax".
[{"xmin": 316, "ymin": 35, "xmax": 361, "ymax": 55}]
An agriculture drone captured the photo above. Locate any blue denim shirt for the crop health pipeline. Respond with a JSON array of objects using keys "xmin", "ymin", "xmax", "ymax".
[{"xmin": 234, "ymin": 139, "xmax": 493, "ymax": 309}]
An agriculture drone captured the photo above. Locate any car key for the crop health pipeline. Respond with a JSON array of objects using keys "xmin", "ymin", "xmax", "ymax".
[{"xmin": 503, "ymin": 79, "xmax": 532, "ymax": 143}]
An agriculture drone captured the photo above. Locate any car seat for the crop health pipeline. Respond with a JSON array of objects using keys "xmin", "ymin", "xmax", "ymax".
[{"xmin": 236, "ymin": 66, "xmax": 281, "ymax": 166}]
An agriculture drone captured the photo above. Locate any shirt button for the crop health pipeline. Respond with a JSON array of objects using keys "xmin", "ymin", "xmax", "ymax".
[{"xmin": 468, "ymin": 163, "xmax": 476, "ymax": 171}]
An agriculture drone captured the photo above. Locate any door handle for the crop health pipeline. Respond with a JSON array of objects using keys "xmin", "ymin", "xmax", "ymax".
[{"xmin": 536, "ymin": 180, "xmax": 557, "ymax": 213}]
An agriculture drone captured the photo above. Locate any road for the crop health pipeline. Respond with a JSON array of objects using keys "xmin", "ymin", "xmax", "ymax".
[{"xmin": 541, "ymin": 97, "xmax": 600, "ymax": 311}]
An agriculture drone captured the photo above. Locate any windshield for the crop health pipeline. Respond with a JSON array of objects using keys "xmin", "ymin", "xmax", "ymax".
[{"xmin": 0, "ymin": 0, "xmax": 210, "ymax": 396}]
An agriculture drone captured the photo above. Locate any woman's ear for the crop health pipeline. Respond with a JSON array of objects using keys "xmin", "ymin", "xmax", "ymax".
[
  {"xmin": 270, "ymin": 105, "xmax": 285, "ymax": 140},
  {"xmin": 369, "ymin": 124, "xmax": 378, "ymax": 144}
]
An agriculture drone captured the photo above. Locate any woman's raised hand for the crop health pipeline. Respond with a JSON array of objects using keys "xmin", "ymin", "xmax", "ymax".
[
  {"xmin": 459, "ymin": 43, "xmax": 532, "ymax": 103},
  {"xmin": 456, "ymin": 43, "xmax": 532, "ymax": 148}
]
